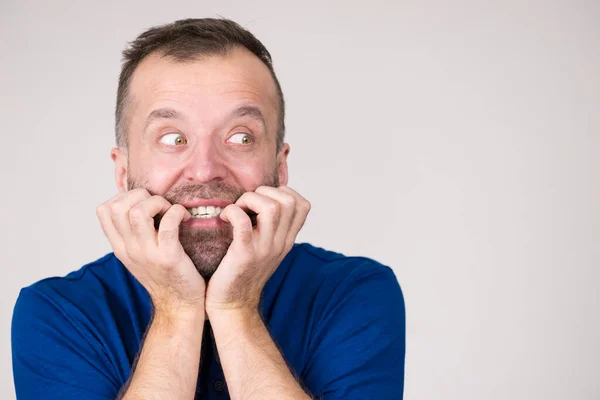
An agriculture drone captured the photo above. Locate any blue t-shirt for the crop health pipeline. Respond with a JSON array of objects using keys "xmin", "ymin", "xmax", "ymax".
[{"xmin": 12, "ymin": 243, "xmax": 405, "ymax": 399}]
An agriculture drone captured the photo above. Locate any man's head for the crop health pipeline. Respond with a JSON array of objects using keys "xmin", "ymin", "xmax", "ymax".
[{"xmin": 111, "ymin": 18, "xmax": 289, "ymax": 280}]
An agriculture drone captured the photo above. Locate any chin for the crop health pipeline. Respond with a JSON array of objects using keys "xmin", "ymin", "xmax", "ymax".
[{"xmin": 179, "ymin": 226, "xmax": 233, "ymax": 280}]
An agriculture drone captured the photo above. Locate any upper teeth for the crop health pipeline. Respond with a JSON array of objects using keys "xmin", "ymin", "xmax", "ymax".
[{"xmin": 187, "ymin": 206, "xmax": 222, "ymax": 218}]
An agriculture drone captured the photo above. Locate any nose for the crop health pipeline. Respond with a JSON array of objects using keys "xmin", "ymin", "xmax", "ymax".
[{"xmin": 182, "ymin": 138, "xmax": 229, "ymax": 184}]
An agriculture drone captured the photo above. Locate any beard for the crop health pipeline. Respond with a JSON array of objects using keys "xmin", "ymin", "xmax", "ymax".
[{"xmin": 127, "ymin": 172, "xmax": 279, "ymax": 281}]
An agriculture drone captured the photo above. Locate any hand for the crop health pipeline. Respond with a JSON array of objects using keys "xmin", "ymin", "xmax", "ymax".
[
  {"xmin": 205, "ymin": 185, "xmax": 311, "ymax": 313},
  {"xmin": 96, "ymin": 188, "xmax": 205, "ymax": 314}
]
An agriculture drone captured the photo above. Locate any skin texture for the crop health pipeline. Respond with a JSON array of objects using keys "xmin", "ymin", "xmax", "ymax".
[
  {"xmin": 115, "ymin": 47, "xmax": 286, "ymax": 280},
  {"xmin": 96, "ymin": 47, "xmax": 312, "ymax": 399}
]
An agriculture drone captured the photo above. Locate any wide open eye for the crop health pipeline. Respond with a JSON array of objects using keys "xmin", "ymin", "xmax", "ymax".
[
  {"xmin": 228, "ymin": 133, "xmax": 253, "ymax": 145},
  {"xmin": 160, "ymin": 133, "xmax": 187, "ymax": 146}
]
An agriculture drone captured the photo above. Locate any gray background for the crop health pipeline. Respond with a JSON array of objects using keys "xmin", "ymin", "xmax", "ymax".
[{"xmin": 1, "ymin": 0, "xmax": 599, "ymax": 399}]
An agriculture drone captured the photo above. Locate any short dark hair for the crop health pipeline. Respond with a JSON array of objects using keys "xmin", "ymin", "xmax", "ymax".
[{"xmin": 115, "ymin": 18, "xmax": 285, "ymax": 152}]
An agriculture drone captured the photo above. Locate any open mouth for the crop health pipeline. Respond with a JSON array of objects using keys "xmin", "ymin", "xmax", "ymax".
[
  {"xmin": 186, "ymin": 206, "xmax": 222, "ymax": 219},
  {"xmin": 182, "ymin": 204, "xmax": 257, "ymax": 227}
]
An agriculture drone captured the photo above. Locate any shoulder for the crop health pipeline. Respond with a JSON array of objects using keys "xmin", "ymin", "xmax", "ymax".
[
  {"xmin": 14, "ymin": 253, "xmax": 121, "ymax": 325},
  {"xmin": 12, "ymin": 253, "xmax": 149, "ymax": 387},
  {"xmin": 12, "ymin": 252, "xmax": 115, "ymax": 335},
  {"xmin": 17, "ymin": 252, "xmax": 139, "ymax": 313},
  {"xmin": 25, "ymin": 252, "xmax": 120, "ymax": 291},
  {"xmin": 273, "ymin": 242, "xmax": 404, "ymax": 324},
  {"xmin": 11, "ymin": 254, "xmax": 133, "ymax": 398},
  {"xmin": 287, "ymin": 242, "xmax": 402, "ymax": 294},
  {"xmin": 285, "ymin": 244, "xmax": 406, "ymax": 397},
  {"xmin": 13, "ymin": 252, "xmax": 149, "ymax": 348}
]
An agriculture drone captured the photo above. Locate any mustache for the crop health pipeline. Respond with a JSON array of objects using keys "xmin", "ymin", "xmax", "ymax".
[
  {"xmin": 161, "ymin": 181, "xmax": 246, "ymax": 205},
  {"xmin": 151, "ymin": 181, "xmax": 257, "ymax": 229}
]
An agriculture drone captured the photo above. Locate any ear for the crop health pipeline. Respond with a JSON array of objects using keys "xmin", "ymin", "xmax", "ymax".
[
  {"xmin": 276, "ymin": 143, "xmax": 290, "ymax": 186},
  {"xmin": 110, "ymin": 147, "xmax": 128, "ymax": 193}
]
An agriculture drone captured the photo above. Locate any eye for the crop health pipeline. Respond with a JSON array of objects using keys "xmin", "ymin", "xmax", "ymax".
[
  {"xmin": 160, "ymin": 133, "xmax": 187, "ymax": 146},
  {"xmin": 228, "ymin": 133, "xmax": 253, "ymax": 145}
]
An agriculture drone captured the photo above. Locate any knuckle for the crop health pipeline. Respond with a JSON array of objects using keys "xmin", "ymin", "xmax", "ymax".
[
  {"xmin": 265, "ymin": 200, "xmax": 279, "ymax": 214},
  {"xmin": 129, "ymin": 214, "xmax": 145, "ymax": 230},
  {"xmin": 96, "ymin": 204, "xmax": 107, "ymax": 218},
  {"xmin": 282, "ymin": 194, "xmax": 296, "ymax": 207},
  {"xmin": 256, "ymin": 186, "xmax": 273, "ymax": 196},
  {"xmin": 170, "ymin": 204, "xmax": 186, "ymax": 214},
  {"xmin": 303, "ymin": 199, "xmax": 312, "ymax": 212},
  {"xmin": 238, "ymin": 192, "xmax": 252, "ymax": 202},
  {"xmin": 279, "ymin": 186, "xmax": 295, "ymax": 196},
  {"xmin": 111, "ymin": 200, "xmax": 126, "ymax": 214},
  {"xmin": 152, "ymin": 195, "xmax": 169, "ymax": 205},
  {"xmin": 129, "ymin": 206, "xmax": 145, "ymax": 220},
  {"xmin": 124, "ymin": 241, "xmax": 141, "ymax": 259},
  {"xmin": 132, "ymin": 188, "xmax": 151, "ymax": 197}
]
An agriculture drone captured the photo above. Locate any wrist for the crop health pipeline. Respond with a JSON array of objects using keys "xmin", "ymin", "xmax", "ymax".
[
  {"xmin": 153, "ymin": 302, "xmax": 206, "ymax": 327},
  {"xmin": 206, "ymin": 303, "xmax": 258, "ymax": 321},
  {"xmin": 207, "ymin": 306, "xmax": 261, "ymax": 331}
]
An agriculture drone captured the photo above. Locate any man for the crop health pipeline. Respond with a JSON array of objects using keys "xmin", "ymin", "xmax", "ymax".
[{"xmin": 11, "ymin": 18, "xmax": 405, "ymax": 399}]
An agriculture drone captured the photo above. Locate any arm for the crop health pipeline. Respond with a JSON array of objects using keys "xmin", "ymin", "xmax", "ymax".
[
  {"xmin": 96, "ymin": 189, "xmax": 208, "ymax": 399},
  {"xmin": 208, "ymin": 308, "xmax": 311, "ymax": 400},
  {"xmin": 118, "ymin": 307, "xmax": 205, "ymax": 400},
  {"xmin": 204, "ymin": 185, "xmax": 313, "ymax": 399}
]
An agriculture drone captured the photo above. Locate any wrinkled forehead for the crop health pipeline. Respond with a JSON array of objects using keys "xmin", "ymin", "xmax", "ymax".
[{"xmin": 126, "ymin": 48, "xmax": 279, "ymax": 134}]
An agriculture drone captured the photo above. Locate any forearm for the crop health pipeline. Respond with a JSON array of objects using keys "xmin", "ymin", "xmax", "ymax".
[
  {"xmin": 209, "ymin": 308, "xmax": 311, "ymax": 400},
  {"xmin": 119, "ymin": 307, "xmax": 205, "ymax": 400}
]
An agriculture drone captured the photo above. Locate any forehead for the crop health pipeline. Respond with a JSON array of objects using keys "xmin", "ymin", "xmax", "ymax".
[{"xmin": 127, "ymin": 47, "xmax": 279, "ymax": 129}]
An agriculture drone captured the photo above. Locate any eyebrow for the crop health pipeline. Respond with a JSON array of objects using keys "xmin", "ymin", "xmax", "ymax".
[
  {"xmin": 228, "ymin": 105, "xmax": 267, "ymax": 132},
  {"xmin": 143, "ymin": 105, "xmax": 268, "ymax": 135},
  {"xmin": 143, "ymin": 107, "xmax": 184, "ymax": 134}
]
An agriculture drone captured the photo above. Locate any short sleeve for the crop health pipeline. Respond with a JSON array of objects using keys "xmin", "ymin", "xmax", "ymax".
[
  {"xmin": 11, "ymin": 287, "xmax": 121, "ymax": 399},
  {"xmin": 302, "ymin": 263, "xmax": 406, "ymax": 399}
]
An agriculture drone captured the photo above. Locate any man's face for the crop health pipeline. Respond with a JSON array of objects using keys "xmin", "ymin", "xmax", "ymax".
[{"xmin": 111, "ymin": 47, "xmax": 289, "ymax": 280}]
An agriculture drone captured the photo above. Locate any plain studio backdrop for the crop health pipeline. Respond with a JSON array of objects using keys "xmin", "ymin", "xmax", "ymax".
[{"xmin": 1, "ymin": 0, "xmax": 598, "ymax": 399}]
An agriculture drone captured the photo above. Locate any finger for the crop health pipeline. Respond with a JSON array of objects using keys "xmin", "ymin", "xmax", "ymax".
[
  {"xmin": 233, "ymin": 192, "xmax": 280, "ymax": 245},
  {"xmin": 128, "ymin": 195, "xmax": 174, "ymax": 245},
  {"xmin": 96, "ymin": 189, "xmax": 150, "ymax": 259},
  {"xmin": 277, "ymin": 186, "xmax": 311, "ymax": 248},
  {"xmin": 219, "ymin": 204, "xmax": 254, "ymax": 247},
  {"xmin": 254, "ymin": 186, "xmax": 296, "ymax": 242},
  {"xmin": 110, "ymin": 188, "xmax": 152, "ymax": 240},
  {"xmin": 157, "ymin": 204, "xmax": 191, "ymax": 250},
  {"xmin": 96, "ymin": 201, "xmax": 126, "ymax": 258}
]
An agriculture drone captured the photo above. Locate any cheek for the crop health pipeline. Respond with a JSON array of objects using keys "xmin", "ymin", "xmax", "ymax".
[
  {"xmin": 228, "ymin": 158, "xmax": 277, "ymax": 190},
  {"xmin": 143, "ymin": 159, "xmax": 182, "ymax": 193}
]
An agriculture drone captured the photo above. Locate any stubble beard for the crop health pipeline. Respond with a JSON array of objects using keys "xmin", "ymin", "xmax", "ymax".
[{"xmin": 127, "ymin": 172, "xmax": 279, "ymax": 281}]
